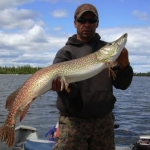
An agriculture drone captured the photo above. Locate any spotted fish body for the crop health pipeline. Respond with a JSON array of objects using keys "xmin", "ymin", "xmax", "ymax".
[{"xmin": 0, "ymin": 33, "xmax": 127, "ymax": 147}]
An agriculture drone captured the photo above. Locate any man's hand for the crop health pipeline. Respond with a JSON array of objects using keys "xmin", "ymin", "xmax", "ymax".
[
  {"xmin": 51, "ymin": 77, "xmax": 62, "ymax": 92},
  {"xmin": 116, "ymin": 48, "xmax": 129, "ymax": 69}
]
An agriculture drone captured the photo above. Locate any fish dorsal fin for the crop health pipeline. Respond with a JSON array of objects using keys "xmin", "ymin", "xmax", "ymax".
[
  {"xmin": 5, "ymin": 87, "xmax": 20, "ymax": 111},
  {"xmin": 20, "ymin": 103, "xmax": 31, "ymax": 122}
]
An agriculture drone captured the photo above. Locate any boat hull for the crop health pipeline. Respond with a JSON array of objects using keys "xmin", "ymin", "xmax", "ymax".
[{"xmin": 1, "ymin": 124, "xmax": 147, "ymax": 150}]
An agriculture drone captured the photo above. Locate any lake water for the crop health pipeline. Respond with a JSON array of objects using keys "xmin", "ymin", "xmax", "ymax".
[{"xmin": 0, "ymin": 75, "xmax": 150, "ymax": 147}]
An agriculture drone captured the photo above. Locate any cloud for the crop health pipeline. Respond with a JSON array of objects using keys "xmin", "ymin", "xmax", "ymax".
[
  {"xmin": 0, "ymin": 24, "xmax": 68, "ymax": 67},
  {"xmin": 39, "ymin": 0, "xmax": 58, "ymax": 3},
  {"xmin": 0, "ymin": 25, "xmax": 150, "ymax": 73},
  {"xmin": 132, "ymin": 10, "xmax": 149, "ymax": 21},
  {"xmin": 51, "ymin": 9, "xmax": 68, "ymax": 17},
  {"xmin": 38, "ymin": 0, "xmax": 81, "ymax": 3},
  {"xmin": 26, "ymin": 25, "xmax": 49, "ymax": 43},
  {"xmin": 0, "ymin": 0, "xmax": 149, "ymax": 73},
  {"xmin": 0, "ymin": 8, "xmax": 41, "ymax": 30},
  {"xmin": 53, "ymin": 26, "xmax": 62, "ymax": 31},
  {"xmin": 0, "ymin": 0, "xmax": 34, "ymax": 10},
  {"xmin": 97, "ymin": 27, "xmax": 150, "ymax": 73}
]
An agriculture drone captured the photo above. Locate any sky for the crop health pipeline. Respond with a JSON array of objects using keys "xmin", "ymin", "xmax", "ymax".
[{"xmin": 0, "ymin": 0, "xmax": 150, "ymax": 73}]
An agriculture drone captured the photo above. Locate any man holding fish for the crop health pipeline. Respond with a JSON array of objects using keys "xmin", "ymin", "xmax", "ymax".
[
  {"xmin": 0, "ymin": 3, "xmax": 133, "ymax": 150},
  {"xmin": 51, "ymin": 3, "xmax": 133, "ymax": 150}
]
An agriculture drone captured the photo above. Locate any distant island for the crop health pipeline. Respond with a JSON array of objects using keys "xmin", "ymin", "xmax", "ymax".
[{"xmin": 0, "ymin": 65, "xmax": 150, "ymax": 76}]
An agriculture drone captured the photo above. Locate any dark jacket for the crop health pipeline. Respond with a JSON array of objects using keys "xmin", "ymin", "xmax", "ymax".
[{"xmin": 53, "ymin": 33, "xmax": 133, "ymax": 119}]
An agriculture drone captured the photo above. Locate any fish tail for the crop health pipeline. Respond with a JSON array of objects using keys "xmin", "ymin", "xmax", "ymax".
[{"xmin": 0, "ymin": 123, "xmax": 15, "ymax": 147}]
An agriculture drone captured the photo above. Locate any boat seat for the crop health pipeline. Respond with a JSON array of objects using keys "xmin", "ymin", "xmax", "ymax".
[{"xmin": 23, "ymin": 139, "xmax": 56, "ymax": 150}]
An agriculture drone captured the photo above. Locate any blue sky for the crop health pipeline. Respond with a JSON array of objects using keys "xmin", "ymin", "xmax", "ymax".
[{"xmin": 0, "ymin": 0, "xmax": 150, "ymax": 73}]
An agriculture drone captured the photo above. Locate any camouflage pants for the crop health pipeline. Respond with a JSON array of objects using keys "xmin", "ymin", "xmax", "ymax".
[{"xmin": 52, "ymin": 113, "xmax": 115, "ymax": 150}]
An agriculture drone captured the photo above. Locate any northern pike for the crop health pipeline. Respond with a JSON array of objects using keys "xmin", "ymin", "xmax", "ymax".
[{"xmin": 0, "ymin": 33, "xmax": 127, "ymax": 147}]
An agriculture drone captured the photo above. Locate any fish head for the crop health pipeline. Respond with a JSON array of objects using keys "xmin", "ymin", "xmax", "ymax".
[{"xmin": 97, "ymin": 33, "xmax": 128, "ymax": 63}]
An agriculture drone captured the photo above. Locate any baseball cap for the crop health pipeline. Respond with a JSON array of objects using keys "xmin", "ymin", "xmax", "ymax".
[{"xmin": 74, "ymin": 3, "xmax": 98, "ymax": 19}]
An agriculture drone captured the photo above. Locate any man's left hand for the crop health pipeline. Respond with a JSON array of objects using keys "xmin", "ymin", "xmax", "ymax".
[{"xmin": 116, "ymin": 48, "xmax": 129, "ymax": 69}]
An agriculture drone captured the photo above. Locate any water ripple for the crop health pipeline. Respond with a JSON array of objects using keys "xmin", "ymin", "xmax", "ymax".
[{"xmin": 0, "ymin": 75, "xmax": 150, "ymax": 146}]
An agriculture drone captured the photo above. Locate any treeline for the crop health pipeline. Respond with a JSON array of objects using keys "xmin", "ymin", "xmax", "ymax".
[
  {"xmin": 134, "ymin": 72, "xmax": 150, "ymax": 76},
  {"xmin": 0, "ymin": 66, "xmax": 150, "ymax": 76},
  {"xmin": 0, "ymin": 65, "xmax": 42, "ymax": 74}
]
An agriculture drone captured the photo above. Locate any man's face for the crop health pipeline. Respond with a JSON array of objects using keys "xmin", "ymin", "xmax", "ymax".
[{"xmin": 74, "ymin": 11, "xmax": 98, "ymax": 42}]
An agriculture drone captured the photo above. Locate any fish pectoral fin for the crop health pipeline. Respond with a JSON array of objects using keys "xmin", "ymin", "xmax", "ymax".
[
  {"xmin": 5, "ymin": 87, "xmax": 20, "ymax": 111},
  {"xmin": 20, "ymin": 103, "xmax": 31, "ymax": 122},
  {"xmin": 107, "ymin": 62, "xmax": 116, "ymax": 80},
  {"xmin": 60, "ymin": 75, "xmax": 70, "ymax": 93},
  {"xmin": 110, "ymin": 69, "xmax": 116, "ymax": 80}
]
